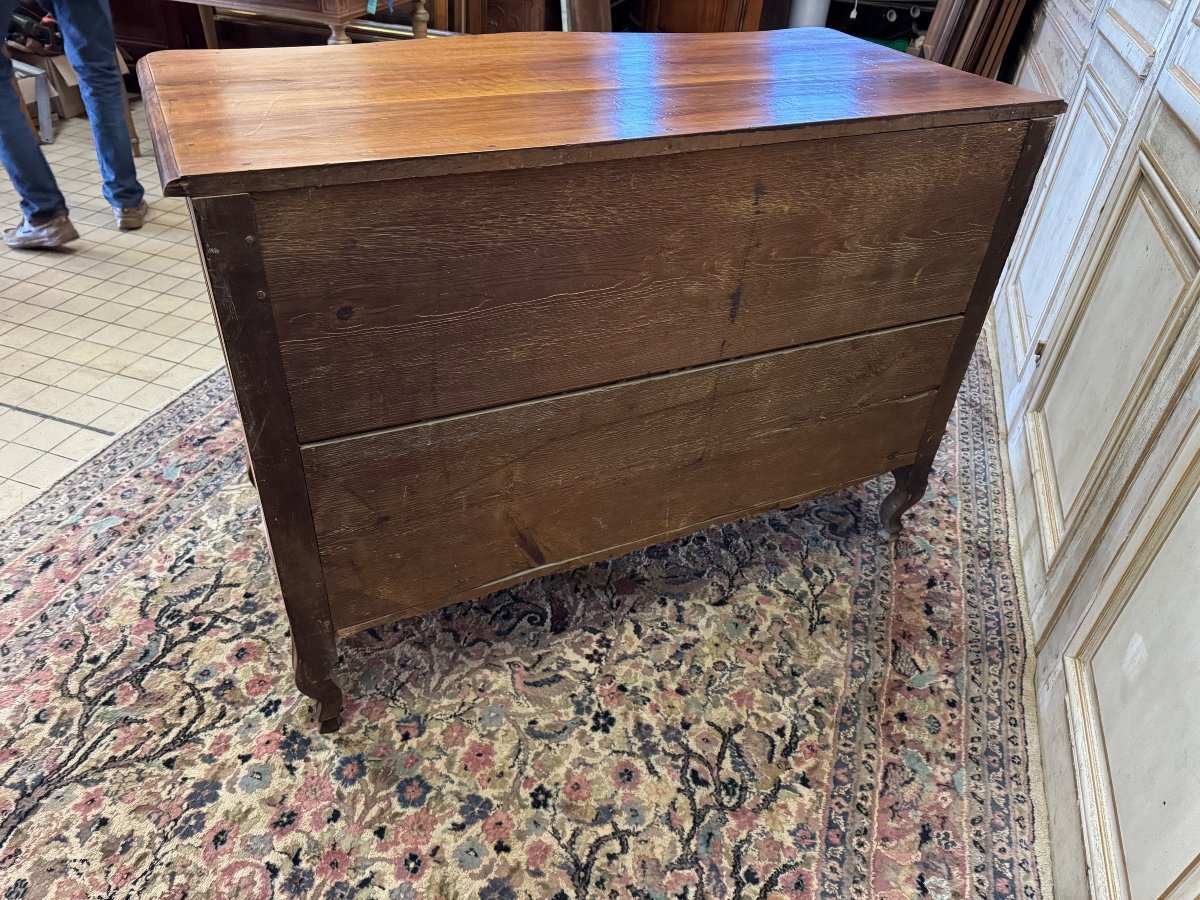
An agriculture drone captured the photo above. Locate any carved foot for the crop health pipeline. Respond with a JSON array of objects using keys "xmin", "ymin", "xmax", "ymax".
[
  {"xmin": 318, "ymin": 702, "xmax": 342, "ymax": 734},
  {"xmin": 879, "ymin": 465, "xmax": 928, "ymax": 541},
  {"xmin": 293, "ymin": 639, "xmax": 343, "ymax": 732},
  {"xmin": 301, "ymin": 673, "xmax": 343, "ymax": 733}
]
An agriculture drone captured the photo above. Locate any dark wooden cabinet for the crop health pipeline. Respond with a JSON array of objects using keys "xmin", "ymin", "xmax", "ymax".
[
  {"xmin": 110, "ymin": 0, "xmax": 207, "ymax": 60},
  {"xmin": 464, "ymin": 0, "xmax": 546, "ymax": 32},
  {"xmin": 641, "ymin": 0, "xmax": 791, "ymax": 31}
]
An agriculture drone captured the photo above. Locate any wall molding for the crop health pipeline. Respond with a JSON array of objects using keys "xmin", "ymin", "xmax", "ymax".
[
  {"xmin": 1062, "ymin": 413, "xmax": 1200, "ymax": 899},
  {"xmin": 1099, "ymin": 7, "xmax": 1157, "ymax": 77},
  {"xmin": 1025, "ymin": 150, "xmax": 1200, "ymax": 568},
  {"xmin": 1158, "ymin": 64, "xmax": 1200, "ymax": 143},
  {"xmin": 1004, "ymin": 76, "xmax": 1121, "ymax": 399}
]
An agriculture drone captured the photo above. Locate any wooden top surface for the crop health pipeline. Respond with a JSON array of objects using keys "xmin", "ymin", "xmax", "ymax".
[{"xmin": 138, "ymin": 28, "xmax": 1062, "ymax": 196}]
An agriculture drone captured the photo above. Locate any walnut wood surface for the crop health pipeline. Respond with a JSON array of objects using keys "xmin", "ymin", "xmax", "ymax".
[
  {"xmin": 259, "ymin": 121, "xmax": 1024, "ymax": 442},
  {"xmin": 188, "ymin": 194, "xmax": 343, "ymax": 730},
  {"xmin": 303, "ymin": 317, "xmax": 960, "ymax": 632},
  {"xmin": 137, "ymin": 28, "xmax": 1063, "ymax": 196}
]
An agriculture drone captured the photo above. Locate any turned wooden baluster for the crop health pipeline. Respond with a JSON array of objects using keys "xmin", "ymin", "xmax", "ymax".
[{"xmin": 412, "ymin": 0, "xmax": 430, "ymax": 36}]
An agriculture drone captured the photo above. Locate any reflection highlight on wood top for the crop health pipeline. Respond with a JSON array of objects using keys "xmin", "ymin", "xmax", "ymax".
[{"xmin": 138, "ymin": 28, "xmax": 1063, "ymax": 195}]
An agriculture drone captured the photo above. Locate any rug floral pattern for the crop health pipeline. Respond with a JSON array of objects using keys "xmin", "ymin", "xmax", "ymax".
[{"xmin": 0, "ymin": 350, "xmax": 1047, "ymax": 899}]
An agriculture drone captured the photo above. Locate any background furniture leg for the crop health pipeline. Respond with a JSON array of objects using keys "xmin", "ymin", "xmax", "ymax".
[
  {"xmin": 412, "ymin": 0, "xmax": 430, "ymax": 37},
  {"xmin": 561, "ymin": 0, "xmax": 612, "ymax": 30},
  {"xmin": 10, "ymin": 60, "xmax": 53, "ymax": 144},
  {"xmin": 328, "ymin": 23, "xmax": 352, "ymax": 43},
  {"xmin": 198, "ymin": 5, "xmax": 220, "ymax": 48},
  {"xmin": 119, "ymin": 56, "xmax": 141, "ymax": 158},
  {"xmin": 34, "ymin": 69, "xmax": 51, "ymax": 143},
  {"xmin": 430, "ymin": 0, "xmax": 450, "ymax": 29}
]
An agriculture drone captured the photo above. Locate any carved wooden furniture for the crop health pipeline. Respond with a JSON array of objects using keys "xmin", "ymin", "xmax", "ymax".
[
  {"xmin": 464, "ymin": 0, "xmax": 545, "ymax": 32},
  {"xmin": 168, "ymin": 0, "xmax": 430, "ymax": 45},
  {"xmin": 139, "ymin": 29, "xmax": 1061, "ymax": 731},
  {"xmin": 110, "ymin": 0, "xmax": 209, "ymax": 61}
]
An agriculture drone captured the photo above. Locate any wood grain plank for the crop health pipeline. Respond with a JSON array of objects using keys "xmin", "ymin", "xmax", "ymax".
[
  {"xmin": 303, "ymin": 316, "xmax": 961, "ymax": 632},
  {"xmin": 136, "ymin": 29, "xmax": 1063, "ymax": 196},
  {"xmin": 337, "ymin": 468, "xmax": 885, "ymax": 636},
  {"xmin": 260, "ymin": 122, "xmax": 1024, "ymax": 443},
  {"xmin": 189, "ymin": 194, "xmax": 343, "ymax": 730}
]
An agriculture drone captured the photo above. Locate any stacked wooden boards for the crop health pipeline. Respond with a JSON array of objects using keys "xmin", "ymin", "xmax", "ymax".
[
  {"xmin": 139, "ymin": 29, "xmax": 1062, "ymax": 730},
  {"xmin": 923, "ymin": 0, "xmax": 1029, "ymax": 79}
]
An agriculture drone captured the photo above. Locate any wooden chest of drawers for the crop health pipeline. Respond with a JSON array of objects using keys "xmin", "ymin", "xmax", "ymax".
[{"xmin": 139, "ymin": 29, "xmax": 1061, "ymax": 731}]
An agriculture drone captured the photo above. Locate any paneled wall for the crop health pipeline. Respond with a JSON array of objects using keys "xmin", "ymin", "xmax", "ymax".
[
  {"xmin": 1013, "ymin": 0, "xmax": 1093, "ymax": 98},
  {"xmin": 995, "ymin": 0, "xmax": 1200, "ymax": 894}
]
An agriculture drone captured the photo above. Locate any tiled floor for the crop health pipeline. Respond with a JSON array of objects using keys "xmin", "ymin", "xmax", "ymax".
[{"xmin": 0, "ymin": 105, "xmax": 218, "ymax": 517}]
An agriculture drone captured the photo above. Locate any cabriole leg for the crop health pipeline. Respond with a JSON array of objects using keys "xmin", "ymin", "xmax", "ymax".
[{"xmin": 879, "ymin": 465, "xmax": 929, "ymax": 541}]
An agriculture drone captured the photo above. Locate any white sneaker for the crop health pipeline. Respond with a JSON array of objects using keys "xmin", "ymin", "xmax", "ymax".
[{"xmin": 3, "ymin": 213, "xmax": 80, "ymax": 250}]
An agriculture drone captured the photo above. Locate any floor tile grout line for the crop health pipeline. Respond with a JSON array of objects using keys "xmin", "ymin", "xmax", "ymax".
[
  {"xmin": 0, "ymin": 107, "xmax": 216, "ymax": 502},
  {"xmin": 0, "ymin": 399, "xmax": 115, "ymax": 436}
]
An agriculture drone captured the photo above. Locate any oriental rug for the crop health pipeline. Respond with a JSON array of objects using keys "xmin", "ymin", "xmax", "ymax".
[{"xmin": 0, "ymin": 346, "xmax": 1050, "ymax": 899}]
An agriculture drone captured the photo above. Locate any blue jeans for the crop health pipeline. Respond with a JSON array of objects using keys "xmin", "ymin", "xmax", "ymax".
[{"xmin": 0, "ymin": 0, "xmax": 143, "ymax": 223}]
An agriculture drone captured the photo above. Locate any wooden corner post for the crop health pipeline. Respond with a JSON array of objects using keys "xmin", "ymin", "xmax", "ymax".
[
  {"xmin": 880, "ymin": 116, "xmax": 1058, "ymax": 539},
  {"xmin": 190, "ymin": 194, "xmax": 344, "ymax": 732}
]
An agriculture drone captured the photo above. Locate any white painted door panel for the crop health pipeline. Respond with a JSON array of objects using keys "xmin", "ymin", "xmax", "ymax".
[
  {"xmin": 997, "ymin": 0, "xmax": 1200, "ymax": 895},
  {"xmin": 1061, "ymin": 402, "xmax": 1200, "ymax": 899},
  {"xmin": 1013, "ymin": 83, "xmax": 1117, "ymax": 343},
  {"xmin": 1089, "ymin": 486, "xmax": 1200, "ymax": 899},
  {"xmin": 992, "ymin": 0, "xmax": 1181, "ymax": 419},
  {"xmin": 1032, "ymin": 161, "xmax": 1197, "ymax": 536}
]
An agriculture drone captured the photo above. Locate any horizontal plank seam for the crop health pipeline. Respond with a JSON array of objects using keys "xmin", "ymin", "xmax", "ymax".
[
  {"xmin": 311, "ymin": 388, "xmax": 936, "ymax": 545},
  {"xmin": 297, "ymin": 315, "xmax": 962, "ymax": 449}
]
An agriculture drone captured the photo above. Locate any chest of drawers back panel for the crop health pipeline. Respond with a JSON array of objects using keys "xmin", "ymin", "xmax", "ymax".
[
  {"xmin": 306, "ymin": 316, "xmax": 961, "ymax": 631},
  {"xmin": 140, "ymin": 29, "xmax": 1061, "ymax": 730},
  {"xmin": 257, "ymin": 123, "xmax": 1024, "ymax": 441}
]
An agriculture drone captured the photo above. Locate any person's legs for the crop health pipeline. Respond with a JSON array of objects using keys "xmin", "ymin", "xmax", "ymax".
[
  {"xmin": 0, "ymin": 0, "xmax": 70, "ymax": 225},
  {"xmin": 48, "ymin": 0, "xmax": 144, "ymax": 212}
]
